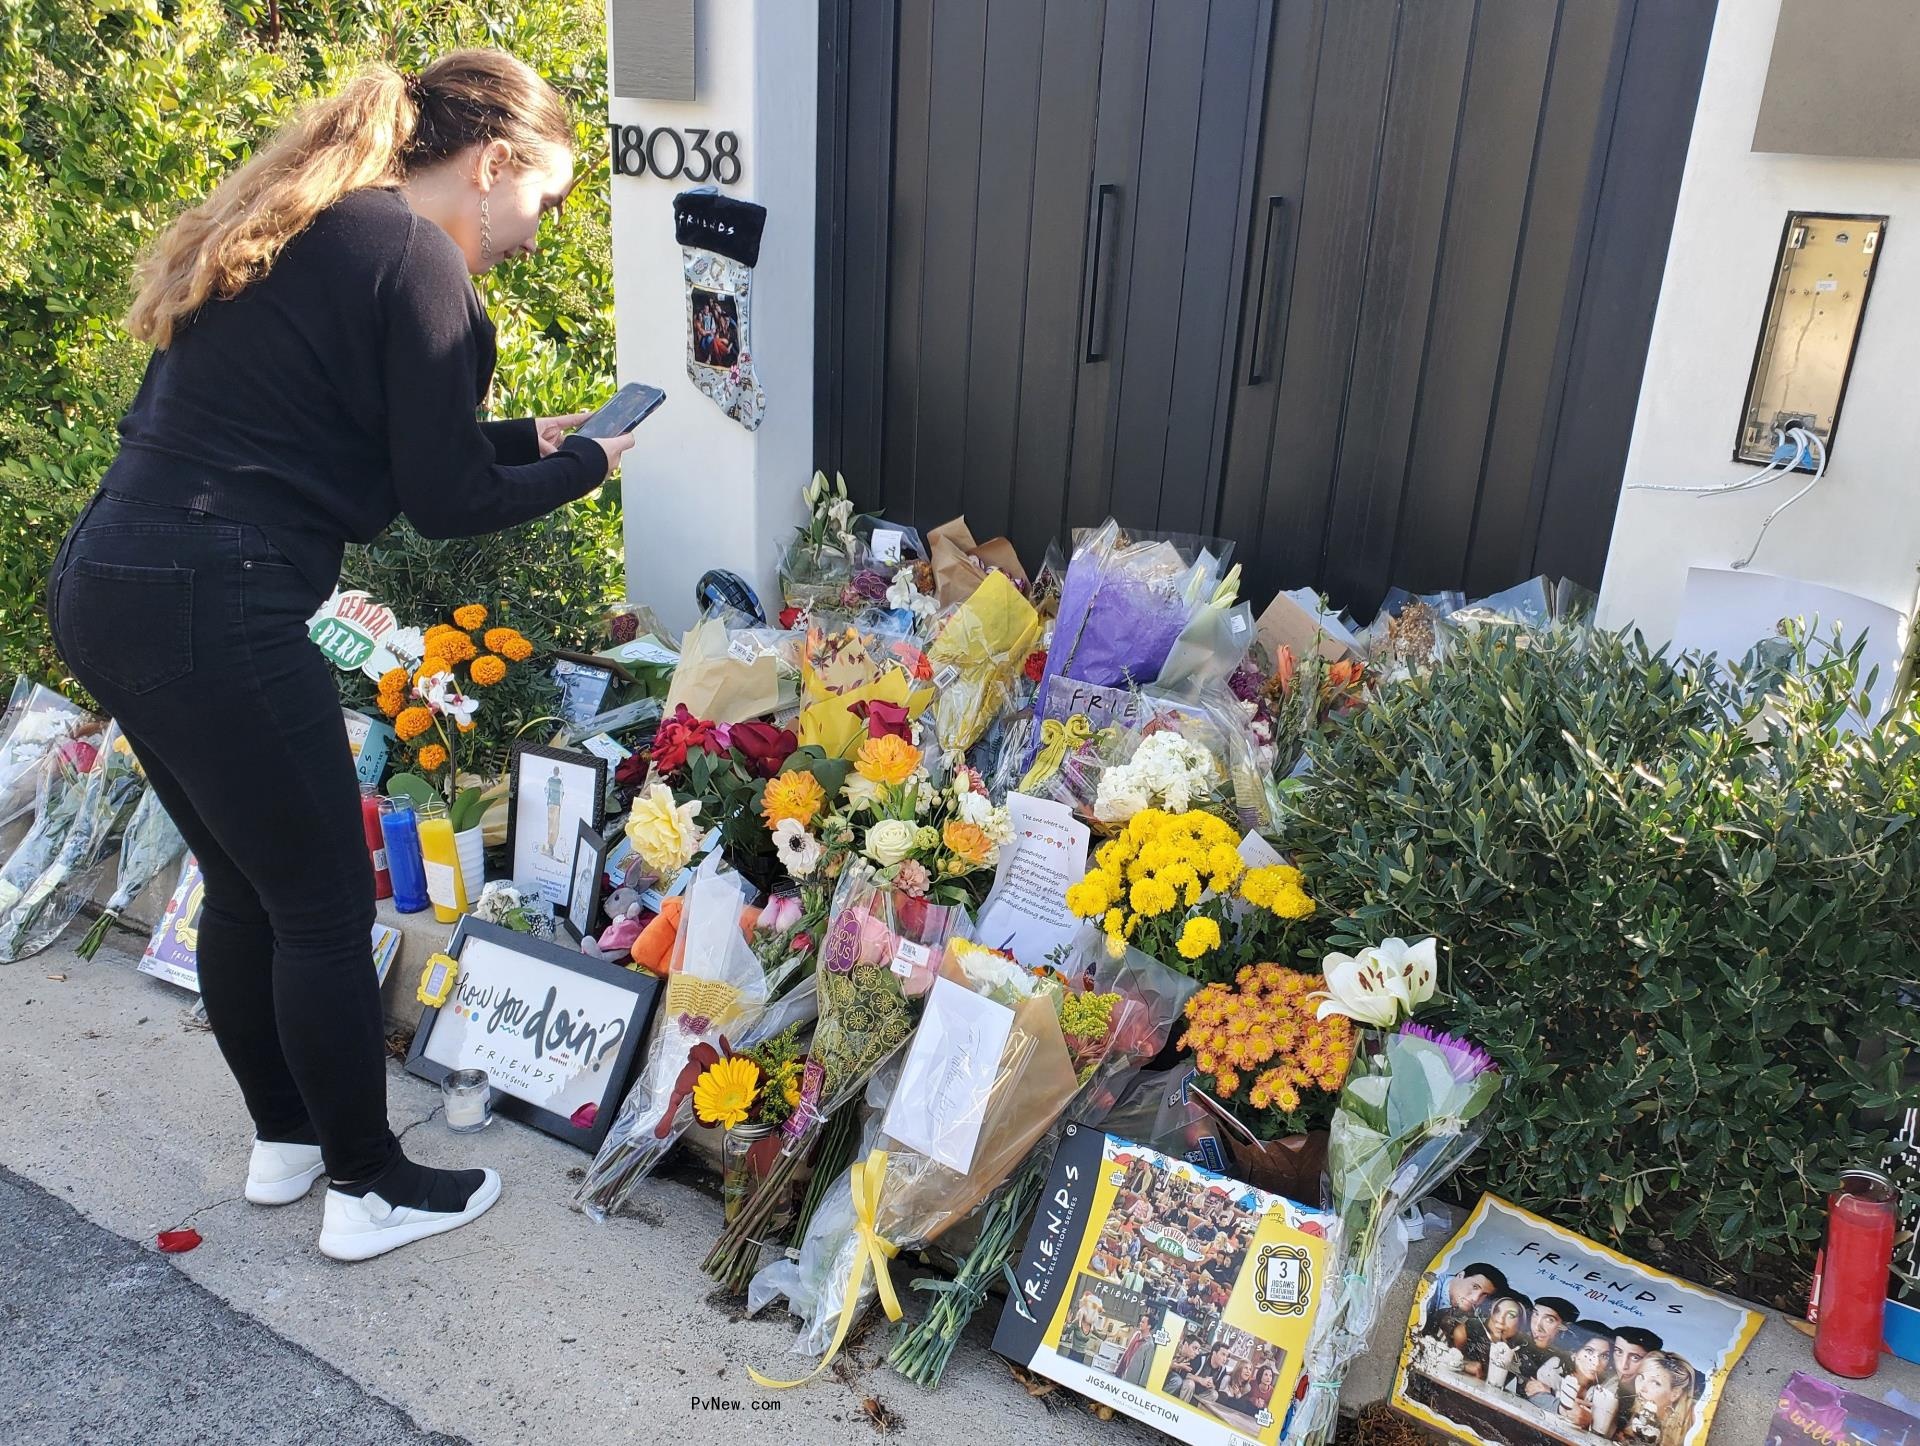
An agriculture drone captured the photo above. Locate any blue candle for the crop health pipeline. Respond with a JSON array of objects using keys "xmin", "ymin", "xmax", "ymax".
[{"xmin": 378, "ymin": 798, "xmax": 430, "ymax": 914}]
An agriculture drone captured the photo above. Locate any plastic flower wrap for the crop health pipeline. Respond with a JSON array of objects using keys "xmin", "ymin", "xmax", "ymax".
[
  {"xmin": 1091, "ymin": 728, "xmax": 1225, "ymax": 824},
  {"xmin": 0, "ymin": 724, "xmax": 148, "ymax": 961},
  {"xmin": 75, "ymin": 786, "xmax": 185, "ymax": 960},
  {"xmin": 1036, "ymin": 520, "xmax": 1231, "ymax": 720},
  {"xmin": 702, "ymin": 860, "xmax": 967, "ymax": 1293},
  {"xmin": 882, "ymin": 933, "xmax": 1201, "ymax": 1387},
  {"xmin": 575, "ymin": 856, "xmax": 818, "ymax": 1221},
  {"xmin": 1286, "ymin": 947, "xmax": 1501, "ymax": 1446},
  {"xmin": 922, "ymin": 572, "xmax": 1039, "ymax": 760},
  {"xmin": 794, "ymin": 625, "xmax": 933, "ymax": 760},
  {"xmin": 0, "ymin": 680, "xmax": 97, "ymax": 827}
]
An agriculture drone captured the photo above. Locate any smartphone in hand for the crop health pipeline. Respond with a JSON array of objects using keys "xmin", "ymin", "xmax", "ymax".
[{"xmin": 573, "ymin": 383, "xmax": 666, "ymax": 439}]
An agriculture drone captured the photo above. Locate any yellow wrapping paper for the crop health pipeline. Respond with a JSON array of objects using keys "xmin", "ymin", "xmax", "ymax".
[
  {"xmin": 795, "ymin": 665, "xmax": 934, "ymax": 760},
  {"xmin": 664, "ymin": 618, "xmax": 782, "ymax": 723},
  {"xmin": 924, "ymin": 572, "xmax": 1040, "ymax": 757}
]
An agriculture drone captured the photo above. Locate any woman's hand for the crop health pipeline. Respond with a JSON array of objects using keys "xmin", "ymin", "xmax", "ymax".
[
  {"xmin": 590, "ymin": 431, "xmax": 637, "ymax": 477},
  {"xmin": 535, "ymin": 412, "xmax": 592, "ymax": 456}
]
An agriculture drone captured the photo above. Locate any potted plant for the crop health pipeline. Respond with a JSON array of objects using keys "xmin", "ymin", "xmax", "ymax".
[
  {"xmin": 378, "ymin": 604, "xmax": 533, "ymax": 905},
  {"xmin": 1178, "ymin": 961, "xmax": 1356, "ymax": 1203}
]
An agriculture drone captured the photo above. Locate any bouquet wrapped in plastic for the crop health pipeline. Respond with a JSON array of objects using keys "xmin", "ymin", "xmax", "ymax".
[
  {"xmin": 922, "ymin": 572, "xmax": 1039, "ymax": 761},
  {"xmin": 0, "ymin": 724, "xmax": 148, "ymax": 962},
  {"xmin": 882, "ymin": 936, "xmax": 1200, "ymax": 1386},
  {"xmin": 1286, "ymin": 940, "xmax": 1502, "ymax": 1446},
  {"xmin": 0, "ymin": 680, "xmax": 97, "ymax": 827},
  {"xmin": 702, "ymin": 861, "xmax": 967, "ymax": 1292},
  {"xmin": 1036, "ymin": 520, "xmax": 1232, "ymax": 718},
  {"xmin": 75, "ymin": 786, "xmax": 185, "ymax": 960},
  {"xmin": 575, "ymin": 856, "xmax": 817, "ymax": 1220}
]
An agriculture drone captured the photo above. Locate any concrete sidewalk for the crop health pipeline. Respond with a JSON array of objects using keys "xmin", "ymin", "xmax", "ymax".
[{"xmin": 0, "ymin": 942, "xmax": 1158, "ymax": 1445}]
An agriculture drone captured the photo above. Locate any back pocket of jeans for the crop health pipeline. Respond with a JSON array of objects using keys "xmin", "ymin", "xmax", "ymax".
[{"xmin": 67, "ymin": 558, "xmax": 194, "ymax": 695}]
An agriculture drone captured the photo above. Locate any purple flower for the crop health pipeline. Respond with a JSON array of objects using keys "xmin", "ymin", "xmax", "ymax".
[
  {"xmin": 1401, "ymin": 1021, "xmax": 1497, "ymax": 1082},
  {"xmin": 1229, "ymin": 660, "xmax": 1265, "ymax": 703},
  {"xmin": 849, "ymin": 568, "xmax": 892, "ymax": 601}
]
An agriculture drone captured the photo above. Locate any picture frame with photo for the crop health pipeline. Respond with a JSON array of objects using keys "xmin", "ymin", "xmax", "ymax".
[
  {"xmin": 404, "ymin": 917, "xmax": 660, "ymax": 1152},
  {"xmin": 550, "ymin": 656, "xmax": 618, "ymax": 728},
  {"xmin": 506, "ymin": 744, "xmax": 607, "ymax": 908},
  {"xmin": 1391, "ymin": 1195, "xmax": 1763, "ymax": 1446},
  {"xmin": 563, "ymin": 819, "xmax": 609, "ymax": 943}
]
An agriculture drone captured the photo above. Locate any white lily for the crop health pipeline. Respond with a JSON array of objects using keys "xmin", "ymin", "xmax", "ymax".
[{"xmin": 1315, "ymin": 936, "xmax": 1438, "ymax": 1026}]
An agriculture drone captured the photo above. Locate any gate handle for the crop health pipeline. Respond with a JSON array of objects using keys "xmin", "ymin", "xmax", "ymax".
[
  {"xmin": 1246, "ymin": 195, "xmax": 1287, "ymax": 385},
  {"xmin": 1084, "ymin": 183, "xmax": 1120, "ymax": 363}
]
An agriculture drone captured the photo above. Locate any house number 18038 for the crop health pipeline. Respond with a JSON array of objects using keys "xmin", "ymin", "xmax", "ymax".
[{"xmin": 607, "ymin": 124, "xmax": 741, "ymax": 184}]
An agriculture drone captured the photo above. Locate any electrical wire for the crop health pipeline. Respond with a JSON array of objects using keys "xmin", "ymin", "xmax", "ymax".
[
  {"xmin": 1625, "ymin": 427, "xmax": 1806, "ymax": 496},
  {"xmin": 1732, "ymin": 429, "xmax": 1828, "ymax": 570}
]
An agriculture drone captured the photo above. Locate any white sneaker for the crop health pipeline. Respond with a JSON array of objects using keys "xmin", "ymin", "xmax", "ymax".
[
  {"xmin": 245, "ymin": 1139, "xmax": 326, "ymax": 1206},
  {"xmin": 316, "ymin": 1169, "xmax": 502, "ymax": 1262}
]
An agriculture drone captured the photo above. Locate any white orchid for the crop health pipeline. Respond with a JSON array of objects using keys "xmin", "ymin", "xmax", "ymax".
[
  {"xmin": 420, "ymin": 670, "xmax": 479, "ymax": 733},
  {"xmin": 1314, "ymin": 936, "xmax": 1438, "ymax": 1027}
]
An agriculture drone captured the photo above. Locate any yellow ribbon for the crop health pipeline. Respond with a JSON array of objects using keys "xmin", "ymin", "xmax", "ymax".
[
  {"xmin": 748, "ymin": 1149, "xmax": 901, "ymax": 1389},
  {"xmin": 1018, "ymin": 714, "xmax": 1094, "ymax": 793}
]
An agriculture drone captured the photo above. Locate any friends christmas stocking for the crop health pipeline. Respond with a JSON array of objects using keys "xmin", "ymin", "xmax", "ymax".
[{"xmin": 674, "ymin": 188, "xmax": 767, "ymax": 432}]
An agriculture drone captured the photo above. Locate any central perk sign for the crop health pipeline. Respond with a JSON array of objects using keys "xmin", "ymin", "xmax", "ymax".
[{"xmin": 306, "ymin": 590, "xmax": 424, "ymax": 680}]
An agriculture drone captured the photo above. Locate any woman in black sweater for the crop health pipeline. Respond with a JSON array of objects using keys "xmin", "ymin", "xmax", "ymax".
[{"xmin": 46, "ymin": 50, "xmax": 634, "ymax": 1261}]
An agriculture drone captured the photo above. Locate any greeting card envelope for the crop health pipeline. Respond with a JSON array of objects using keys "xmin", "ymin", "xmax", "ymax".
[
  {"xmin": 994, "ymin": 1127, "xmax": 1333, "ymax": 1446},
  {"xmin": 1768, "ymin": 1373, "xmax": 1920, "ymax": 1446}
]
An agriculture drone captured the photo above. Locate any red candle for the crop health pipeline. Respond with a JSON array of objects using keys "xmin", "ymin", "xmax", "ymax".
[
  {"xmin": 359, "ymin": 784, "xmax": 392, "ymax": 900},
  {"xmin": 1814, "ymin": 1169, "xmax": 1897, "ymax": 1378}
]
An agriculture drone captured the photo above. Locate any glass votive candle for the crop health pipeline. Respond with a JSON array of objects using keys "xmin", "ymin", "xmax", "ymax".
[{"xmin": 442, "ymin": 1068, "xmax": 493, "ymax": 1133}]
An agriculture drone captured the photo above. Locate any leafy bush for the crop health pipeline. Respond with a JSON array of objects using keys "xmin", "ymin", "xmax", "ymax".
[
  {"xmin": 0, "ymin": 0, "xmax": 619, "ymax": 694},
  {"xmin": 1278, "ymin": 624, "xmax": 1920, "ymax": 1307}
]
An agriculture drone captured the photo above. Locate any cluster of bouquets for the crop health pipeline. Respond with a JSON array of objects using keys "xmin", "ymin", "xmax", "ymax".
[
  {"xmin": 574, "ymin": 856, "xmax": 817, "ymax": 1220},
  {"xmin": 0, "ymin": 724, "xmax": 147, "ymax": 961},
  {"xmin": 920, "ymin": 572, "xmax": 1039, "ymax": 762},
  {"xmin": 75, "ymin": 786, "xmax": 185, "ymax": 959},
  {"xmin": 1285, "ymin": 939, "xmax": 1502, "ymax": 1446},
  {"xmin": 701, "ymin": 860, "xmax": 967, "ymax": 1293},
  {"xmin": 883, "ymin": 936, "xmax": 1199, "ymax": 1387},
  {"xmin": 0, "ymin": 680, "xmax": 97, "ymax": 826}
]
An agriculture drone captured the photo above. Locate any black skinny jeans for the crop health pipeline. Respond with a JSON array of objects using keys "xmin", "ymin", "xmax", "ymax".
[{"xmin": 48, "ymin": 490, "xmax": 396, "ymax": 1183}]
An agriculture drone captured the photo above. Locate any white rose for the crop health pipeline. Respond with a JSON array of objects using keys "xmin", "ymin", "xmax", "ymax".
[{"xmin": 865, "ymin": 819, "xmax": 919, "ymax": 867}]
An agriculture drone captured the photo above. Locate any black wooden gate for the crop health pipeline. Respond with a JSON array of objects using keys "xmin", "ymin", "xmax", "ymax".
[{"xmin": 815, "ymin": 0, "xmax": 1716, "ymax": 614}]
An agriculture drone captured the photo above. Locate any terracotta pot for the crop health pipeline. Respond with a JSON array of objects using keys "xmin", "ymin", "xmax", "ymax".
[{"xmin": 1188, "ymin": 1085, "xmax": 1329, "ymax": 1205}]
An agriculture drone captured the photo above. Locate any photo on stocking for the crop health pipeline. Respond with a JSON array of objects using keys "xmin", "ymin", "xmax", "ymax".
[{"xmin": 689, "ymin": 287, "xmax": 739, "ymax": 370}]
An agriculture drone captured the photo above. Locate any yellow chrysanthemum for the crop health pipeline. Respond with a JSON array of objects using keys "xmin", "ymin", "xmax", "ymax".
[
  {"xmin": 452, "ymin": 604, "xmax": 489, "ymax": 630},
  {"xmin": 762, "ymin": 770, "xmax": 826, "ymax": 829},
  {"xmin": 1129, "ymin": 877, "xmax": 1177, "ymax": 918},
  {"xmin": 469, "ymin": 653, "xmax": 508, "ymax": 686},
  {"xmin": 943, "ymin": 819, "xmax": 994, "ymax": 866},
  {"xmin": 415, "ymin": 742, "xmax": 449, "ymax": 772},
  {"xmin": 394, "ymin": 706, "xmax": 434, "ymax": 742},
  {"xmin": 1096, "ymin": 839, "xmax": 1132, "ymax": 874},
  {"xmin": 692, "ymin": 1056, "xmax": 761, "ymax": 1128},
  {"xmin": 853, "ymin": 733, "xmax": 922, "ymax": 786},
  {"xmin": 1065, "ymin": 877, "xmax": 1111, "ymax": 918}
]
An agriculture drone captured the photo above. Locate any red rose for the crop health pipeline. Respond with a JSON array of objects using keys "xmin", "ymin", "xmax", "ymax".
[
  {"xmin": 779, "ymin": 606, "xmax": 803, "ymax": 629},
  {"xmin": 614, "ymin": 751, "xmax": 650, "ymax": 790},
  {"xmin": 853, "ymin": 698, "xmax": 912, "ymax": 741},
  {"xmin": 650, "ymin": 704, "xmax": 725, "ymax": 776},
  {"xmin": 1023, "ymin": 649, "xmax": 1047, "ymax": 683},
  {"xmin": 730, "ymin": 720, "xmax": 798, "ymax": 778}
]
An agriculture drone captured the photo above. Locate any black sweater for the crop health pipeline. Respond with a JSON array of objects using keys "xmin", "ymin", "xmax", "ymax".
[{"xmin": 105, "ymin": 186, "xmax": 607, "ymax": 592}]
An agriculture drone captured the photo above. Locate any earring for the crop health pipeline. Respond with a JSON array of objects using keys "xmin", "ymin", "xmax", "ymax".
[{"xmin": 478, "ymin": 195, "xmax": 492, "ymax": 263}]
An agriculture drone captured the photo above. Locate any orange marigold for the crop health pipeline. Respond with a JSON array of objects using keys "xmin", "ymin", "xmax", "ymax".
[
  {"xmin": 394, "ymin": 706, "xmax": 435, "ymax": 742},
  {"xmin": 376, "ymin": 687, "xmax": 405, "ymax": 719},
  {"xmin": 484, "ymin": 627, "xmax": 534, "ymax": 661},
  {"xmin": 423, "ymin": 624, "xmax": 461, "ymax": 650},
  {"xmin": 414, "ymin": 742, "xmax": 449, "ymax": 772},
  {"xmin": 378, "ymin": 668, "xmax": 410, "ymax": 695},
  {"xmin": 434, "ymin": 633, "xmax": 477, "ymax": 664},
  {"xmin": 469, "ymin": 653, "xmax": 508, "ymax": 686},
  {"xmin": 452, "ymin": 604, "xmax": 489, "ymax": 630}
]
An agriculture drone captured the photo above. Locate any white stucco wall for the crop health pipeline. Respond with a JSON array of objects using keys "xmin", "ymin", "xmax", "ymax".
[
  {"xmin": 1598, "ymin": 0, "xmax": 1920, "ymax": 644},
  {"xmin": 608, "ymin": 0, "xmax": 815, "ymax": 635}
]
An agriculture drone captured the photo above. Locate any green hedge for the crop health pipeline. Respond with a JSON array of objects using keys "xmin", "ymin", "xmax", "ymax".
[
  {"xmin": 1279, "ymin": 624, "xmax": 1920, "ymax": 1308},
  {"xmin": 0, "ymin": 0, "xmax": 621, "ymax": 694}
]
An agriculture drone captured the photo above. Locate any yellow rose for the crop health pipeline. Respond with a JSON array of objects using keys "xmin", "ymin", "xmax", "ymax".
[{"xmin": 625, "ymin": 784, "xmax": 703, "ymax": 875}]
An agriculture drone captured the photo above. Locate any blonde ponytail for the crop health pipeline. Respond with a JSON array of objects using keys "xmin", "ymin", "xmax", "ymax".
[{"xmin": 127, "ymin": 49, "xmax": 573, "ymax": 348}]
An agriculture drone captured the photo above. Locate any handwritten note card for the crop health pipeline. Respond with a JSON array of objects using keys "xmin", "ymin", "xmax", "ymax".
[
  {"xmin": 882, "ymin": 976, "xmax": 1016, "ymax": 1174},
  {"xmin": 976, "ymin": 793, "xmax": 1092, "ymax": 968}
]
